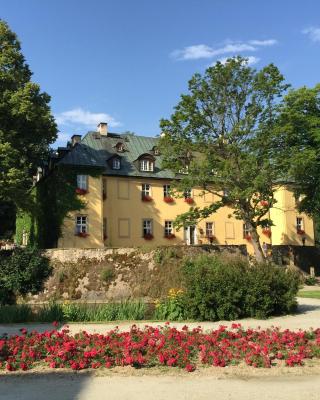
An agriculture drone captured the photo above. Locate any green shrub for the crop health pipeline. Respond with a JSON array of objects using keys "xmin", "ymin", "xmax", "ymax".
[
  {"xmin": 0, "ymin": 247, "xmax": 52, "ymax": 305},
  {"xmin": 304, "ymin": 275, "xmax": 317, "ymax": 286},
  {"xmin": 101, "ymin": 267, "xmax": 115, "ymax": 283},
  {"xmin": 181, "ymin": 255, "xmax": 300, "ymax": 321}
]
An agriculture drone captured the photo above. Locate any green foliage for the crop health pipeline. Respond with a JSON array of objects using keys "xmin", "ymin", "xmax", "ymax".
[
  {"xmin": 0, "ymin": 300, "xmax": 148, "ymax": 323},
  {"xmin": 304, "ymin": 275, "xmax": 317, "ymax": 286},
  {"xmin": 101, "ymin": 267, "xmax": 115, "ymax": 283},
  {"xmin": 159, "ymin": 56, "xmax": 289, "ymax": 261},
  {"xmin": 0, "ymin": 247, "xmax": 52, "ymax": 305},
  {"xmin": 274, "ymin": 85, "xmax": 320, "ymax": 219},
  {"xmin": 181, "ymin": 255, "xmax": 299, "ymax": 321},
  {"xmin": 154, "ymin": 289, "xmax": 185, "ymax": 320},
  {"xmin": 154, "ymin": 247, "xmax": 178, "ymax": 264},
  {"xmin": 0, "ymin": 20, "xmax": 57, "ymax": 209}
]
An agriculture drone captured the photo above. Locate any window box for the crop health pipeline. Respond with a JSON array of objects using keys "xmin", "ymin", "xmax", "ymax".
[
  {"xmin": 142, "ymin": 195, "xmax": 153, "ymax": 202},
  {"xmin": 206, "ymin": 235, "xmax": 216, "ymax": 241},
  {"xmin": 143, "ymin": 233, "xmax": 154, "ymax": 240},
  {"xmin": 245, "ymin": 234, "xmax": 252, "ymax": 242},
  {"xmin": 184, "ymin": 197, "xmax": 194, "ymax": 205},
  {"xmin": 164, "ymin": 233, "xmax": 176, "ymax": 239},
  {"xmin": 75, "ymin": 232, "xmax": 89, "ymax": 238},
  {"xmin": 260, "ymin": 200, "xmax": 268, "ymax": 207},
  {"xmin": 75, "ymin": 188, "xmax": 88, "ymax": 195},
  {"xmin": 164, "ymin": 196, "xmax": 174, "ymax": 203},
  {"xmin": 297, "ymin": 229, "xmax": 305, "ymax": 235},
  {"xmin": 262, "ymin": 228, "xmax": 271, "ymax": 238}
]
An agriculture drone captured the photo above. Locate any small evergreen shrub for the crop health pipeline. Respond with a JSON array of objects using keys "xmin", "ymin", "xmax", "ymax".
[
  {"xmin": 304, "ymin": 275, "xmax": 317, "ymax": 286},
  {"xmin": 101, "ymin": 267, "xmax": 115, "ymax": 283},
  {"xmin": 0, "ymin": 247, "xmax": 52, "ymax": 305},
  {"xmin": 181, "ymin": 255, "xmax": 300, "ymax": 321}
]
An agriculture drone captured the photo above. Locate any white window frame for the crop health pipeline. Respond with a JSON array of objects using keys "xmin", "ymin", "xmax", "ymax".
[
  {"xmin": 142, "ymin": 183, "xmax": 151, "ymax": 197},
  {"xmin": 77, "ymin": 175, "xmax": 88, "ymax": 190},
  {"xmin": 296, "ymin": 217, "xmax": 304, "ymax": 232},
  {"xmin": 112, "ymin": 158, "xmax": 121, "ymax": 170},
  {"xmin": 163, "ymin": 184, "xmax": 171, "ymax": 198},
  {"xmin": 164, "ymin": 220, "xmax": 173, "ymax": 237},
  {"xmin": 76, "ymin": 215, "xmax": 88, "ymax": 234},
  {"xmin": 143, "ymin": 219, "xmax": 153, "ymax": 236},
  {"xmin": 205, "ymin": 222, "xmax": 214, "ymax": 237},
  {"xmin": 140, "ymin": 159, "xmax": 154, "ymax": 172}
]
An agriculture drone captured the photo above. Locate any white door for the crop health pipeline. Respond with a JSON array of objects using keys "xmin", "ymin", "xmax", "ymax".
[{"xmin": 184, "ymin": 226, "xmax": 197, "ymax": 245}]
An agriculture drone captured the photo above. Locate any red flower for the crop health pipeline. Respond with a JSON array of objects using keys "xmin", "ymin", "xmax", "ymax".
[
  {"xmin": 260, "ymin": 200, "xmax": 269, "ymax": 207},
  {"xmin": 164, "ymin": 233, "xmax": 176, "ymax": 239},
  {"xmin": 143, "ymin": 233, "xmax": 154, "ymax": 240},
  {"xmin": 75, "ymin": 232, "xmax": 89, "ymax": 238},
  {"xmin": 142, "ymin": 195, "xmax": 153, "ymax": 202},
  {"xmin": 163, "ymin": 197, "xmax": 174, "ymax": 203},
  {"xmin": 262, "ymin": 228, "xmax": 271, "ymax": 238},
  {"xmin": 297, "ymin": 229, "xmax": 305, "ymax": 235},
  {"xmin": 245, "ymin": 235, "xmax": 252, "ymax": 242},
  {"xmin": 75, "ymin": 188, "xmax": 88, "ymax": 195},
  {"xmin": 184, "ymin": 197, "xmax": 194, "ymax": 205}
]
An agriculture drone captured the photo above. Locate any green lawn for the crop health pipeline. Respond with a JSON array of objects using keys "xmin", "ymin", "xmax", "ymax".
[{"xmin": 298, "ymin": 290, "xmax": 320, "ymax": 299}]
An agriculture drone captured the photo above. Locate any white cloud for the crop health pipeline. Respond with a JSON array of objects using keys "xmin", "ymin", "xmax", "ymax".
[
  {"xmin": 248, "ymin": 39, "xmax": 277, "ymax": 46},
  {"xmin": 55, "ymin": 108, "xmax": 121, "ymax": 128},
  {"xmin": 171, "ymin": 39, "xmax": 277, "ymax": 61},
  {"xmin": 302, "ymin": 27, "xmax": 320, "ymax": 42}
]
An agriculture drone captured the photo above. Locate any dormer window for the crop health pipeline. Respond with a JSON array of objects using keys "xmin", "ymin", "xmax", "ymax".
[
  {"xmin": 112, "ymin": 157, "xmax": 121, "ymax": 170},
  {"xmin": 116, "ymin": 142, "xmax": 125, "ymax": 152},
  {"xmin": 140, "ymin": 158, "xmax": 154, "ymax": 172},
  {"xmin": 152, "ymin": 146, "xmax": 160, "ymax": 156}
]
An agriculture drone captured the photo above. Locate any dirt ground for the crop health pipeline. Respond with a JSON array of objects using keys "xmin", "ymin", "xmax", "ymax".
[{"xmin": 1, "ymin": 296, "xmax": 320, "ymax": 400}]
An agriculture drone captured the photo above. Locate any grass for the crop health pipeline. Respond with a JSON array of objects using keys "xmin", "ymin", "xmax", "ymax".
[
  {"xmin": 0, "ymin": 300, "xmax": 150, "ymax": 324},
  {"xmin": 297, "ymin": 290, "xmax": 320, "ymax": 299}
]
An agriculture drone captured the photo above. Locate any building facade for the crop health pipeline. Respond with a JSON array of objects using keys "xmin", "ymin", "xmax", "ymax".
[{"xmin": 55, "ymin": 123, "xmax": 315, "ymax": 252}]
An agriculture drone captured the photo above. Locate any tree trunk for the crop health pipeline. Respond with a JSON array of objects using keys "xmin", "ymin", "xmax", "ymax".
[{"xmin": 248, "ymin": 223, "xmax": 265, "ymax": 263}]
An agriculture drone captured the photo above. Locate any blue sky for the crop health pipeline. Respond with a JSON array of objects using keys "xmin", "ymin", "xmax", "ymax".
[{"xmin": 2, "ymin": 0, "xmax": 320, "ymax": 146}]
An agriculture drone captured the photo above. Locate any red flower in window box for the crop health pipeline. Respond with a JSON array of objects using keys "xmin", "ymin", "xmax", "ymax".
[
  {"xmin": 297, "ymin": 229, "xmax": 305, "ymax": 235},
  {"xmin": 245, "ymin": 234, "xmax": 252, "ymax": 241},
  {"xmin": 184, "ymin": 197, "xmax": 194, "ymax": 205},
  {"xmin": 206, "ymin": 235, "xmax": 216, "ymax": 241},
  {"xmin": 260, "ymin": 200, "xmax": 269, "ymax": 207},
  {"xmin": 143, "ymin": 233, "xmax": 154, "ymax": 240},
  {"xmin": 262, "ymin": 228, "xmax": 272, "ymax": 238},
  {"xmin": 142, "ymin": 195, "xmax": 153, "ymax": 202},
  {"xmin": 164, "ymin": 196, "xmax": 174, "ymax": 203},
  {"xmin": 164, "ymin": 233, "xmax": 176, "ymax": 239},
  {"xmin": 75, "ymin": 232, "xmax": 89, "ymax": 238},
  {"xmin": 75, "ymin": 188, "xmax": 88, "ymax": 195}
]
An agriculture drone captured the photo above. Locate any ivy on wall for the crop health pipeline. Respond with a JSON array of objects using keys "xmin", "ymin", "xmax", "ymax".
[{"xmin": 15, "ymin": 165, "xmax": 103, "ymax": 248}]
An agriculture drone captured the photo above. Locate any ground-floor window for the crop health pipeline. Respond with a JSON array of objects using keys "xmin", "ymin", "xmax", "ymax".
[
  {"xmin": 142, "ymin": 219, "xmax": 153, "ymax": 235},
  {"xmin": 205, "ymin": 222, "xmax": 214, "ymax": 237},
  {"xmin": 164, "ymin": 220, "xmax": 173, "ymax": 237},
  {"xmin": 243, "ymin": 222, "xmax": 250, "ymax": 238}
]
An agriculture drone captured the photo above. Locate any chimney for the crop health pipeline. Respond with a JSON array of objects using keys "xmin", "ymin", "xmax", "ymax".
[
  {"xmin": 71, "ymin": 134, "xmax": 81, "ymax": 146},
  {"xmin": 97, "ymin": 122, "xmax": 108, "ymax": 135}
]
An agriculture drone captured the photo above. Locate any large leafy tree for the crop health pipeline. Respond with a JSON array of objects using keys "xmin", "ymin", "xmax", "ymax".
[
  {"xmin": 160, "ymin": 57, "xmax": 289, "ymax": 261},
  {"xmin": 274, "ymin": 85, "xmax": 320, "ymax": 243},
  {"xmin": 0, "ymin": 20, "xmax": 57, "ymax": 210}
]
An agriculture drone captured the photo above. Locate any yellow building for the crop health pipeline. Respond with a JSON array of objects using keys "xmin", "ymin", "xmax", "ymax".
[{"xmin": 56, "ymin": 123, "xmax": 315, "ymax": 252}]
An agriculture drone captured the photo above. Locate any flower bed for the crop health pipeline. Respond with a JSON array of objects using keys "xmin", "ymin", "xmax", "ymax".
[{"xmin": 1, "ymin": 324, "xmax": 320, "ymax": 372}]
